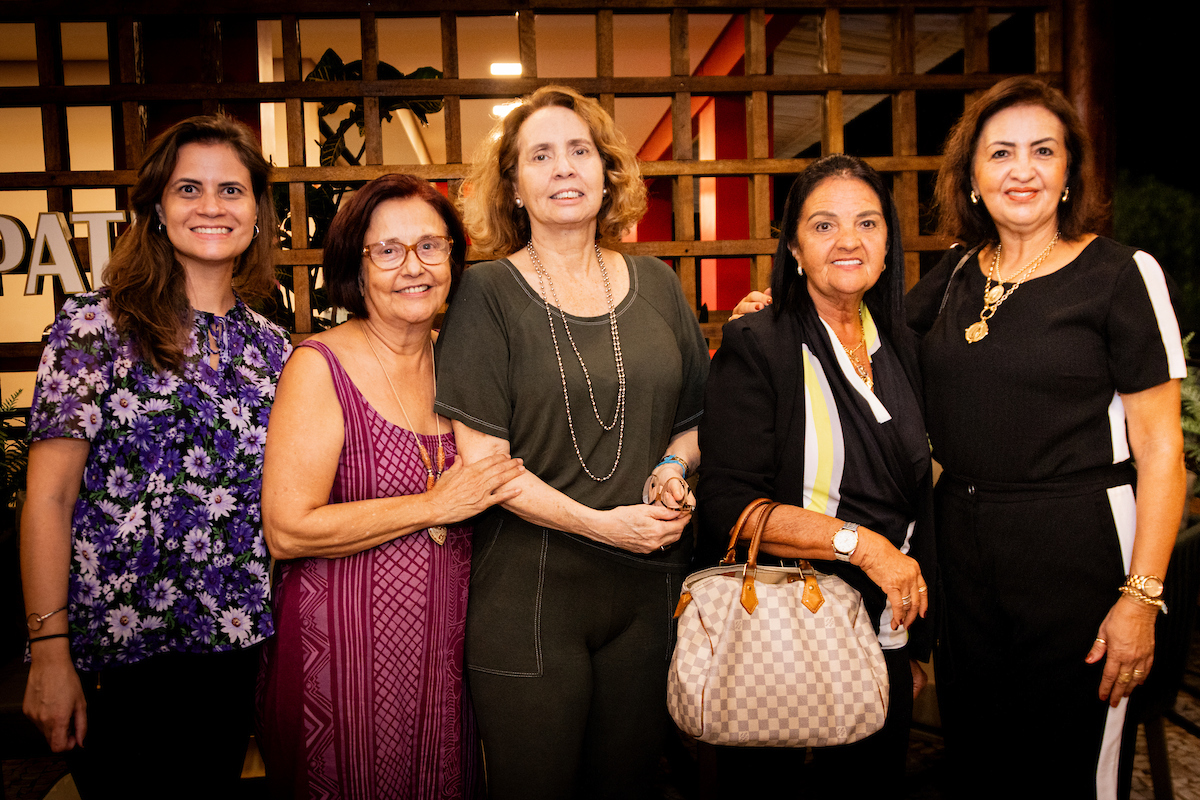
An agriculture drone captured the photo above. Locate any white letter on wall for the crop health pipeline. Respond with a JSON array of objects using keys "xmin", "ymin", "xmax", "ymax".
[
  {"xmin": 71, "ymin": 211, "xmax": 128, "ymax": 288},
  {"xmin": 0, "ymin": 215, "xmax": 30, "ymax": 274},
  {"xmin": 25, "ymin": 212, "xmax": 86, "ymax": 295}
]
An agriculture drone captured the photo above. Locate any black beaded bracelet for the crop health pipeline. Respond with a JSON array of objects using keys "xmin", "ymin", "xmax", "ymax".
[{"xmin": 28, "ymin": 633, "xmax": 70, "ymax": 645}]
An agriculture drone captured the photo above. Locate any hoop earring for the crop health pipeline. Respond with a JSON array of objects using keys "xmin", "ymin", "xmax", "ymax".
[
  {"xmin": 1061, "ymin": 187, "xmax": 1070, "ymax": 203},
  {"xmin": 969, "ymin": 190, "xmax": 979, "ymax": 205},
  {"xmin": 253, "ymin": 224, "xmax": 260, "ymax": 239},
  {"xmin": 156, "ymin": 218, "xmax": 166, "ymax": 233}
]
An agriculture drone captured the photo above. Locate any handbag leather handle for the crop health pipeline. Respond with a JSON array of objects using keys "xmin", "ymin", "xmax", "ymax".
[
  {"xmin": 719, "ymin": 498, "xmax": 779, "ymax": 614},
  {"xmin": 720, "ymin": 498, "xmax": 774, "ymax": 566}
]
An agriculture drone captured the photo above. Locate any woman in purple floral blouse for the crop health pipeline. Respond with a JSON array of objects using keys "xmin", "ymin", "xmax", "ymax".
[{"xmin": 21, "ymin": 115, "xmax": 290, "ymax": 799}]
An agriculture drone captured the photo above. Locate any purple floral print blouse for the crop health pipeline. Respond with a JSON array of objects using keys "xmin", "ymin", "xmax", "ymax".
[{"xmin": 28, "ymin": 291, "xmax": 291, "ymax": 672}]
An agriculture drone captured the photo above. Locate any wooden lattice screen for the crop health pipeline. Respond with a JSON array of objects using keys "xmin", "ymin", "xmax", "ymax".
[{"xmin": 0, "ymin": 0, "xmax": 1068, "ymax": 372}]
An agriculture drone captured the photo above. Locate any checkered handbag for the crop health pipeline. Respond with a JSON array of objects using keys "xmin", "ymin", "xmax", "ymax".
[{"xmin": 667, "ymin": 498, "xmax": 890, "ymax": 747}]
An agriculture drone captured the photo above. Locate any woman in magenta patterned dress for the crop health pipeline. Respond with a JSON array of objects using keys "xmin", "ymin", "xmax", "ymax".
[{"xmin": 256, "ymin": 174, "xmax": 524, "ymax": 799}]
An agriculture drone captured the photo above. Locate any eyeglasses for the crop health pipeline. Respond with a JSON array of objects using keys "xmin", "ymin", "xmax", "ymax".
[{"xmin": 362, "ymin": 236, "xmax": 454, "ymax": 269}]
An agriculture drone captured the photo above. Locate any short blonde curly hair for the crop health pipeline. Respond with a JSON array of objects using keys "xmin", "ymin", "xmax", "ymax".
[{"xmin": 460, "ymin": 85, "xmax": 648, "ymax": 258}]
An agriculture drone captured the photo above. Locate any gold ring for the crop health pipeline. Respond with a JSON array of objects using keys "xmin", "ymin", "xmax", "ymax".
[
  {"xmin": 1132, "ymin": 669, "xmax": 1144, "ymax": 678},
  {"xmin": 1094, "ymin": 637, "xmax": 1107, "ymax": 646},
  {"xmin": 917, "ymin": 586, "xmax": 927, "ymax": 593},
  {"xmin": 1117, "ymin": 672, "xmax": 1132, "ymax": 683}
]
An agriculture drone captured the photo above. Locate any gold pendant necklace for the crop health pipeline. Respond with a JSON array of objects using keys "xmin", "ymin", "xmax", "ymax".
[
  {"xmin": 362, "ymin": 325, "xmax": 448, "ymax": 545},
  {"xmin": 839, "ymin": 304, "xmax": 874, "ymax": 393},
  {"xmin": 965, "ymin": 231, "xmax": 1060, "ymax": 344}
]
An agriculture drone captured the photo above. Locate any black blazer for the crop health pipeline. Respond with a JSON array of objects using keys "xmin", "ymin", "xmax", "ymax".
[{"xmin": 697, "ymin": 306, "xmax": 937, "ymax": 659}]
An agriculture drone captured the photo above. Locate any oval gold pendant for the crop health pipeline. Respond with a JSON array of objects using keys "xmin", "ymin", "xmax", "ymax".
[
  {"xmin": 429, "ymin": 526, "xmax": 447, "ymax": 546},
  {"xmin": 984, "ymin": 284, "xmax": 1005, "ymax": 305},
  {"xmin": 965, "ymin": 321, "xmax": 989, "ymax": 343}
]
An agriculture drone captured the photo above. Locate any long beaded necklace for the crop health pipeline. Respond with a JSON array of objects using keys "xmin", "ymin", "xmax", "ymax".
[
  {"xmin": 965, "ymin": 231, "xmax": 1060, "ymax": 343},
  {"xmin": 838, "ymin": 304, "xmax": 874, "ymax": 393},
  {"xmin": 362, "ymin": 325, "xmax": 448, "ymax": 545},
  {"xmin": 527, "ymin": 241, "xmax": 626, "ymax": 482}
]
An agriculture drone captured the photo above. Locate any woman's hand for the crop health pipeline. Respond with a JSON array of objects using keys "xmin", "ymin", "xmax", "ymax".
[
  {"xmin": 593, "ymin": 504, "xmax": 691, "ymax": 554},
  {"xmin": 23, "ymin": 648, "xmax": 87, "ymax": 752},
  {"xmin": 851, "ymin": 529, "xmax": 928, "ymax": 629},
  {"xmin": 642, "ymin": 462, "xmax": 695, "ymax": 514},
  {"xmin": 1086, "ymin": 596, "xmax": 1158, "ymax": 707},
  {"xmin": 426, "ymin": 454, "xmax": 525, "ymax": 524},
  {"xmin": 729, "ymin": 289, "xmax": 772, "ymax": 321}
]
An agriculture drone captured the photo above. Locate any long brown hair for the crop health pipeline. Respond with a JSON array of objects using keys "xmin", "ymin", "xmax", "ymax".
[
  {"xmin": 935, "ymin": 76, "xmax": 1101, "ymax": 246},
  {"xmin": 460, "ymin": 85, "xmax": 647, "ymax": 258},
  {"xmin": 105, "ymin": 114, "xmax": 277, "ymax": 371}
]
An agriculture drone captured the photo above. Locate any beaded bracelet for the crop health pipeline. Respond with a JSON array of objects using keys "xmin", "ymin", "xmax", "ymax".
[
  {"xmin": 655, "ymin": 454, "xmax": 690, "ymax": 476},
  {"xmin": 28, "ymin": 633, "xmax": 70, "ymax": 645}
]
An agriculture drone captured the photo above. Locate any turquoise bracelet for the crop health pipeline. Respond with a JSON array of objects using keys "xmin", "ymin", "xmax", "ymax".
[{"xmin": 656, "ymin": 454, "xmax": 690, "ymax": 476}]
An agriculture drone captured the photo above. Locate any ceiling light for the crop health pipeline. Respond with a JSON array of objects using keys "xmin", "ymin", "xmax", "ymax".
[{"xmin": 491, "ymin": 63, "xmax": 522, "ymax": 76}]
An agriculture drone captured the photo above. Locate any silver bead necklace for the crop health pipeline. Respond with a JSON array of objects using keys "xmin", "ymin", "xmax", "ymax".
[{"xmin": 527, "ymin": 241, "xmax": 626, "ymax": 482}]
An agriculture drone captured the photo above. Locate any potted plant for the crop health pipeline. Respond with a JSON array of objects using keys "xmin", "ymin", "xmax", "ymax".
[{"xmin": 0, "ymin": 389, "xmax": 28, "ymax": 536}]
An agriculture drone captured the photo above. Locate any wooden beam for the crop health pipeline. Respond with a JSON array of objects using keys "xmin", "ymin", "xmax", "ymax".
[
  {"xmin": 519, "ymin": 10, "xmax": 538, "ymax": 79},
  {"xmin": 820, "ymin": 9, "xmax": 843, "ymax": 155},
  {"xmin": 441, "ymin": 12, "xmax": 463, "ymax": 182},
  {"xmin": 596, "ymin": 9, "xmax": 615, "ymax": 117},
  {"xmin": 360, "ymin": 11, "xmax": 384, "ymax": 165}
]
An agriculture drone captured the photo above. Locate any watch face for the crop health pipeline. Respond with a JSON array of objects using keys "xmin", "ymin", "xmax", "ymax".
[
  {"xmin": 833, "ymin": 529, "xmax": 857, "ymax": 554},
  {"xmin": 1143, "ymin": 576, "xmax": 1164, "ymax": 598}
]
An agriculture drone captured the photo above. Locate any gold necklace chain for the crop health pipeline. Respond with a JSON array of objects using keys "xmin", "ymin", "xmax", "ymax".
[
  {"xmin": 965, "ymin": 231, "xmax": 1060, "ymax": 344},
  {"xmin": 838, "ymin": 304, "xmax": 873, "ymax": 393},
  {"xmin": 527, "ymin": 241, "xmax": 626, "ymax": 482},
  {"xmin": 361, "ymin": 324, "xmax": 448, "ymax": 544}
]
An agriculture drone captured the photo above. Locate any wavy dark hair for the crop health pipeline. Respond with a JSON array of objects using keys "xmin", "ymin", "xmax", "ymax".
[
  {"xmin": 105, "ymin": 114, "xmax": 277, "ymax": 371},
  {"xmin": 323, "ymin": 174, "xmax": 468, "ymax": 318},
  {"xmin": 935, "ymin": 75, "xmax": 1102, "ymax": 245},
  {"xmin": 770, "ymin": 154, "xmax": 919, "ymax": 392}
]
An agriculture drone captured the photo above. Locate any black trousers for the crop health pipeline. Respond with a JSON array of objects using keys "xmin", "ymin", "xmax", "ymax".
[
  {"xmin": 934, "ymin": 473, "xmax": 1129, "ymax": 800},
  {"xmin": 465, "ymin": 515, "xmax": 684, "ymax": 800},
  {"xmin": 68, "ymin": 646, "xmax": 259, "ymax": 800}
]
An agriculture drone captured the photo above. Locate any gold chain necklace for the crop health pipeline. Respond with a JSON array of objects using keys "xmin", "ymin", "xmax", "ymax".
[
  {"xmin": 838, "ymin": 304, "xmax": 873, "ymax": 393},
  {"xmin": 361, "ymin": 325, "xmax": 448, "ymax": 545},
  {"xmin": 527, "ymin": 241, "xmax": 626, "ymax": 482},
  {"xmin": 965, "ymin": 231, "xmax": 1060, "ymax": 344}
]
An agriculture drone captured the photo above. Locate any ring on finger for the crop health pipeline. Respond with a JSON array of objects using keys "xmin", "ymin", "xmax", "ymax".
[
  {"xmin": 1118, "ymin": 672, "xmax": 1132, "ymax": 683},
  {"xmin": 1132, "ymin": 669, "xmax": 1145, "ymax": 679},
  {"xmin": 917, "ymin": 586, "xmax": 927, "ymax": 593}
]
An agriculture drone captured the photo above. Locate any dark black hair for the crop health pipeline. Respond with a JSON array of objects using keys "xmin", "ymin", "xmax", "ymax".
[{"xmin": 769, "ymin": 154, "xmax": 919, "ymax": 394}]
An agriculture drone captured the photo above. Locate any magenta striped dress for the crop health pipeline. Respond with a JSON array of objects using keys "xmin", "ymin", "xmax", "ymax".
[{"xmin": 257, "ymin": 340, "xmax": 482, "ymax": 800}]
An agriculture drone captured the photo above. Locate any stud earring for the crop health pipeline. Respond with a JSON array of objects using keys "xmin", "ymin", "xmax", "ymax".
[
  {"xmin": 796, "ymin": 264, "xmax": 804, "ymax": 277},
  {"xmin": 515, "ymin": 197, "xmax": 524, "ymax": 208},
  {"xmin": 970, "ymin": 190, "xmax": 979, "ymax": 205},
  {"xmin": 1061, "ymin": 187, "xmax": 1070, "ymax": 203},
  {"xmin": 603, "ymin": 187, "xmax": 608, "ymax": 196}
]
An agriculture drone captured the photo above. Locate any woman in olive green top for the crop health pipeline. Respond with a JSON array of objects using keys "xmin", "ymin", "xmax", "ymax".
[{"xmin": 435, "ymin": 85, "xmax": 709, "ymax": 799}]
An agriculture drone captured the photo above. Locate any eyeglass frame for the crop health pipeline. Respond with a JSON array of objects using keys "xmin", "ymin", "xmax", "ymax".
[{"xmin": 361, "ymin": 235, "xmax": 455, "ymax": 269}]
